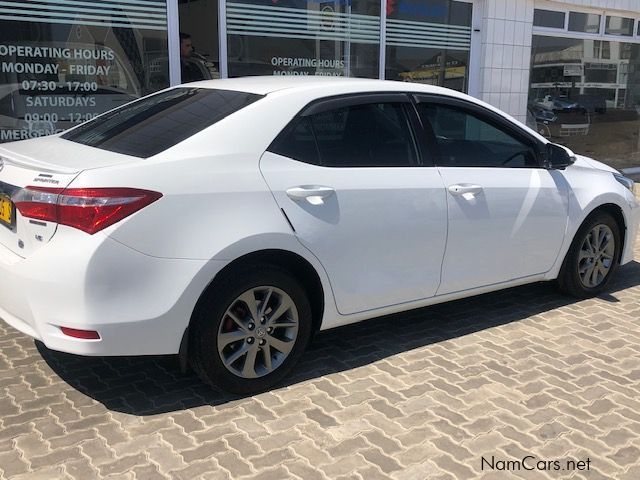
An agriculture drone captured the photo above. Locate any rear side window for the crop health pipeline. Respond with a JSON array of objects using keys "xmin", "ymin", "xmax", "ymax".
[
  {"xmin": 269, "ymin": 117, "xmax": 320, "ymax": 166},
  {"xmin": 62, "ymin": 88, "xmax": 262, "ymax": 158},
  {"xmin": 270, "ymin": 102, "xmax": 418, "ymax": 168}
]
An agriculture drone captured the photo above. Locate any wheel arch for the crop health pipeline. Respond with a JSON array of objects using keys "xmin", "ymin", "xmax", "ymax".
[
  {"xmin": 558, "ymin": 202, "xmax": 627, "ymax": 279},
  {"xmin": 584, "ymin": 203, "xmax": 627, "ymax": 255},
  {"xmin": 180, "ymin": 248, "xmax": 327, "ymax": 371},
  {"xmin": 192, "ymin": 249, "xmax": 325, "ymax": 332}
]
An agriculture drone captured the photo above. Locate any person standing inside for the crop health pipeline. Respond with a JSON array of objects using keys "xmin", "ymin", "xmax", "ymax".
[{"xmin": 180, "ymin": 32, "xmax": 211, "ymax": 83}]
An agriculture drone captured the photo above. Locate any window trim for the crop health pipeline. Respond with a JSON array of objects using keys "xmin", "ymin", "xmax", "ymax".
[
  {"xmin": 300, "ymin": 92, "xmax": 411, "ymax": 117},
  {"xmin": 269, "ymin": 92, "xmax": 431, "ymax": 168},
  {"xmin": 410, "ymin": 94, "xmax": 546, "ymax": 169}
]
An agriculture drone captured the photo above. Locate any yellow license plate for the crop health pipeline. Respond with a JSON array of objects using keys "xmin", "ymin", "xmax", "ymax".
[{"xmin": 0, "ymin": 195, "xmax": 13, "ymax": 227}]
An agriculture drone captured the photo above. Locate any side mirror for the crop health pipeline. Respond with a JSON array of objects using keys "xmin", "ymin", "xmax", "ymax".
[{"xmin": 546, "ymin": 143, "xmax": 575, "ymax": 170}]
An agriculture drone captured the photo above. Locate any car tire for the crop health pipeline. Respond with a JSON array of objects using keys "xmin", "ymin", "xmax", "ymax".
[
  {"xmin": 190, "ymin": 264, "xmax": 312, "ymax": 394},
  {"xmin": 558, "ymin": 211, "xmax": 621, "ymax": 298}
]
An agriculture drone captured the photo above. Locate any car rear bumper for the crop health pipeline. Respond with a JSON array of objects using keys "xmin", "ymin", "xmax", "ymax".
[{"xmin": 0, "ymin": 228, "xmax": 226, "ymax": 356}]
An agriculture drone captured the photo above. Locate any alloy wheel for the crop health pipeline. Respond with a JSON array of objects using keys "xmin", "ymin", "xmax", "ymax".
[
  {"xmin": 578, "ymin": 224, "xmax": 615, "ymax": 288},
  {"xmin": 216, "ymin": 286, "xmax": 299, "ymax": 379}
]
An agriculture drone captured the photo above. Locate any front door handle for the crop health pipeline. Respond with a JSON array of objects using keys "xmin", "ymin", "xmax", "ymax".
[
  {"xmin": 448, "ymin": 184, "xmax": 483, "ymax": 196},
  {"xmin": 286, "ymin": 186, "xmax": 335, "ymax": 205}
]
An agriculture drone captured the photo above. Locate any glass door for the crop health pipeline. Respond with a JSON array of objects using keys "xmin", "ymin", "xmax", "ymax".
[{"xmin": 384, "ymin": 0, "xmax": 474, "ymax": 92}]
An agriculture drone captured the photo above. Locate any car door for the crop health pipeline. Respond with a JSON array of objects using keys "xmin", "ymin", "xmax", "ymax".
[
  {"xmin": 414, "ymin": 96, "xmax": 569, "ymax": 295},
  {"xmin": 260, "ymin": 93, "xmax": 448, "ymax": 315}
]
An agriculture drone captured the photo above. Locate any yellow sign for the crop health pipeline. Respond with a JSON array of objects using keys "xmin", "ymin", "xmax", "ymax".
[
  {"xmin": 0, "ymin": 195, "xmax": 13, "ymax": 226},
  {"xmin": 399, "ymin": 66, "xmax": 467, "ymax": 82}
]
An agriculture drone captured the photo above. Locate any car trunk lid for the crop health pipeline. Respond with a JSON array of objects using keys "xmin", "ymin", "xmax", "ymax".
[{"xmin": 0, "ymin": 137, "xmax": 138, "ymax": 258}]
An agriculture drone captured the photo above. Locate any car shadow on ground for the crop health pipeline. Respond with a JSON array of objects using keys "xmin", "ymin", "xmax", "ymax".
[{"xmin": 37, "ymin": 261, "xmax": 640, "ymax": 415}]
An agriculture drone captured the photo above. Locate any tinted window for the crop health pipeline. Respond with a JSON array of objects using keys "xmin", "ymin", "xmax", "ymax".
[
  {"xmin": 63, "ymin": 88, "xmax": 262, "ymax": 158},
  {"xmin": 311, "ymin": 103, "xmax": 418, "ymax": 167},
  {"xmin": 418, "ymin": 104, "xmax": 537, "ymax": 168},
  {"xmin": 605, "ymin": 16, "xmax": 634, "ymax": 36},
  {"xmin": 269, "ymin": 117, "xmax": 320, "ymax": 165},
  {"xmin": 533, "ymin": 9, "xmax": 565, "ymax": 29},
  {"xmin": 568, "ymin": 12, "xmax": 601, "ymax": 33}
]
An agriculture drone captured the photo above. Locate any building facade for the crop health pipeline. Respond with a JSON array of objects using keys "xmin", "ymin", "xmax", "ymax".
[{"xmin": 1, "ymin": 0, "xmax": 639, "ymax": 169}]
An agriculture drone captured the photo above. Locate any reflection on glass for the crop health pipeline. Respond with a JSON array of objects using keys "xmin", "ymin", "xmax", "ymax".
[
  {"xmin": 385, "ymin": 0, "xmax": 472, "ymax": 92},
  {"xmin": 528, "ymin": 35, "xmax": 640, "ymax": 169},
  {"xmin": 568, "ymin": 12, "xmax": 601, "ymax": 34},
  {"xmin": 226, "ymin": 0, "xmax": 380, "ymax": 78},
  {"xmin": 605, "ymin": 16, "xmax": 634, "ymax": 37},
  {"xmin": 0, "ymin": 3, "xmax": 169, "ymax": 143},
  {"xmin": 533, "ymin": 9, "xmax": 566, "ymax": 29}
]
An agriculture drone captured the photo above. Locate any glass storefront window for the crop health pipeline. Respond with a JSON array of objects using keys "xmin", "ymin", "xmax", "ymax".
[
  {"xmin": 384, "ymin": 0, "xmax": 472, "ymax": 92},
  {"xmin": 0, "ymin": 1, "xmax": 169, "ymax": 143},
  {"xmin": 533, "ymin": 9, "xmax": 566, "ymax": 30},
  {"xmin": 568, "ymin": 12, "xmax": 601, "ymax": 34},
  {"xmin": 605, "ymin": 16, "xmax": 635, "ymax": 37},
  {"xmin": 528, "ymin": 35, "xmax": 640, "ymax": 170},
  {"xmin": 226, "ymin": 0, "xmax": 380, "ymax": 78}
]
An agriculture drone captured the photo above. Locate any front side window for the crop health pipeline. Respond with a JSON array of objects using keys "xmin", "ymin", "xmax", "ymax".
[
  {"xmin": 63, "ymin": 88, "xmax": 262, "ymax": 158},
  {"xmin": 417, "ymin": 104, "xmax": 537, "ymax": 168}
]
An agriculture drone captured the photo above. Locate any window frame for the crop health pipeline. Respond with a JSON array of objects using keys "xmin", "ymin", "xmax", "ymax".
[
  {"xmin": 268, "ymin": 92, "xmax": 432, "ymax": 168},
  {"xmin": 533, "ymin": 8, "xmax": 567, "ymax": 30},
  {"xmin": 410, "ymin": 94, "xmax": 546, "ymax": 169},
  {"xmin": 532, "ymin": 2, "xmax": 640, "ymax": 44},
  {"xmin": 604, "ymin": 15, "xmax": 635, "ymax": 37}
]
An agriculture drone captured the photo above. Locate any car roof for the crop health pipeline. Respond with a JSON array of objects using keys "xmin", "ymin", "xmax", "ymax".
[
  {"xmin": 182, "ymin": 76, "xmax": 456, "ymax": 96},
  {"xmin": 171, "ymin": 77, "xmax": 549, "ymax": 146}
]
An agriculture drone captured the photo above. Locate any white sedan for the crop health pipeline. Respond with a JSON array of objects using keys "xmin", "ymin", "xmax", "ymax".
[{"xmin": 0, "ymin": 77, "xmax": 638, "ymax": 393}]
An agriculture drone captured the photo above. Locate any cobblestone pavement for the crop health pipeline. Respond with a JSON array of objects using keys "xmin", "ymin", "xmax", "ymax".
[{"xmin": 1, "ymin": 242, "xmax": 640, "ymax": 480}]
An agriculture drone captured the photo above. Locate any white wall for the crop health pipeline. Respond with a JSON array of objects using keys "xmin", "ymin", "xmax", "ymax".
[{"xmin": 478, "ymin": 0, "xmax": 534, "ymax": 122}]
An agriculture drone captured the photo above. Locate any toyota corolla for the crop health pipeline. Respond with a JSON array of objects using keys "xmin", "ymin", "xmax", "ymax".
[{"xmin": 0, "ymin": 77, "xmax": 638, "ymax": 393}]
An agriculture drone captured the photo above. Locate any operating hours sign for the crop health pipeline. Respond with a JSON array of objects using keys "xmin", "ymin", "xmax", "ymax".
[
  {"xmin": 0, "ymin": 42, "xmax": 140, "ymax": 142},
  {"xmin": 0, "ymin": 0, "xmax": 170, "ymax": 144}
]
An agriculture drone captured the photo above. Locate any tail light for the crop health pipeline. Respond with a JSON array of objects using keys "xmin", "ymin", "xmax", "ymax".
[
  {"xmin": 13, "ymin": 187, "xmax": 162, "ymax": 234},
  {"xmin": 60, "ymin": 327, "xmax": 101, "ymax": 340}
]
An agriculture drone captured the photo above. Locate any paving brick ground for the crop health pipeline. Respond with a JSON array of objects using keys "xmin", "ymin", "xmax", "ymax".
[{"xmin": 1, "ymin": 239, "xmax": 640, "ymax": 479}]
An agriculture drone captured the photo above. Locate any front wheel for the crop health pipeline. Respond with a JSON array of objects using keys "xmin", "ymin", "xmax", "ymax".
[
  {"xmin": 190, "ymin": 265, "xmax": 312, "ymax": 394},
  {"xmin": 558, "ymin": 212, "xmax": 621, "ymax": 298}
]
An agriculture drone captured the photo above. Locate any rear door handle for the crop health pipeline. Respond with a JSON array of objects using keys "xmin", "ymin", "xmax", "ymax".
[
  {"xmin": 286, "ymin": 186, "xmax": 335, "ymax": 205},
  {"xmin": 448, "ymin": 184, "xmax": 483, "ymax": 196}
]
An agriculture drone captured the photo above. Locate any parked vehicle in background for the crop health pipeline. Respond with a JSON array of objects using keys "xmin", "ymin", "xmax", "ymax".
[
  {"xmin": 537, "ymin": 95, "xmax": 582, "ymax": 113},
  {"xmin": 0, "ymin": 77, "xmax": 638, "ymax": 393},
  {"xmin": 575, "ymin": 94, "xmax": 607, "ymax": 114}
]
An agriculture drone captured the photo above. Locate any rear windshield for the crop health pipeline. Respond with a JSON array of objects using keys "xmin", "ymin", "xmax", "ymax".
[{"xmin": 62, "ymin": 88, "xmax": 263, "ymax": 158}]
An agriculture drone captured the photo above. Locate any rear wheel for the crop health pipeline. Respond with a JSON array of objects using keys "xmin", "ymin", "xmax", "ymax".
[
  {"xmin": 190, "ymin": 265, "xmax": 312, "ymax": 394},
  {"xmin": 558, "ymin": 212, "xmax": 621, "ymax": 298}
]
